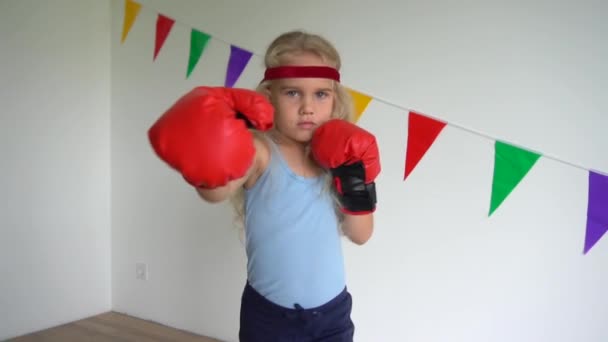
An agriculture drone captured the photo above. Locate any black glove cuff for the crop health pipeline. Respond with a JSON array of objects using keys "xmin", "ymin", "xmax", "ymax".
[{"xmin": 331, "ymin": 161, "xmax": 377, "ymax": 213}]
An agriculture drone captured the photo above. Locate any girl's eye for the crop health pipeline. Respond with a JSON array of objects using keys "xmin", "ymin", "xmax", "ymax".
[
  {"xmin": 286, "ymin": 90, "xmax": 299, "ymax": 97},
  {"xmin": 316, "ymin": 91, "xmax": 329, "ymax": 99}
]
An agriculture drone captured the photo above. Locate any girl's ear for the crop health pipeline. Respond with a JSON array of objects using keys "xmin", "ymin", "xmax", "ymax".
[{"xmin": 262, "ymin": 83, "xmax": 272, "ymax": 100}]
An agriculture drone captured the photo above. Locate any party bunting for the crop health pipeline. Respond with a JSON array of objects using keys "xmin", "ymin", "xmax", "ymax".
[
  {"xmin": 583, "ymin": 171, "xmax": 608, "ymax": 254},
  {"xmin": 347, "ymin": 88, "xmax": 373, "ymax": 123},
  {"xmin": 489, "ymin": 141, "xmax": 541, "ymax": 216},
  {"xmin": 404, "ymin": 112, "xmax": 447, "ymax": 180},
  {"xmin": 121, "ymin": 0, "xmax": 141, "ymax": 44},
  {"xmin": 225, "ymin": 45, "xmax": 253, "ymax": 88},
  {"xmin": 154, "ymin": 14, "xmax": 175, "ymax": 60},
  {"xmin": 186, "ymin": 29, "xmax": 211, "ymax": 78},
  {"xmin": 120, "ymin": 0, "xmax": 608, "ymax": 254}
]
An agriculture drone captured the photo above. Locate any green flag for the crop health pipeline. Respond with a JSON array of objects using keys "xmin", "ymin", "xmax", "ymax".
[
  {"xmin": 489, "ymin": 141, "xmax": 541, "ymax": 216},
  {"xmin": 187, "ymin": 29, "xmax": 211, "ymax": 78}
]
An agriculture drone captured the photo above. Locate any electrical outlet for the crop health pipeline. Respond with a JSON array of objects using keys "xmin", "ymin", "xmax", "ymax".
[{"xmin": 136, "ymin": 263, "xmax": 148, "ymax": 280}]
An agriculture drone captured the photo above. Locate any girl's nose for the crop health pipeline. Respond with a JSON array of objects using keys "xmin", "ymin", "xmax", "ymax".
[{"xmin": 299, "ymin": 95, "xmax": 314, "ymax": 115}]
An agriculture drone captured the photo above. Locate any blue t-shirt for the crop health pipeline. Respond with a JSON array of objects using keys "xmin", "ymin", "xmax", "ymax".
[{"xmin": 244, "ymin": 137, "xmax": 346, "ymax": 309}]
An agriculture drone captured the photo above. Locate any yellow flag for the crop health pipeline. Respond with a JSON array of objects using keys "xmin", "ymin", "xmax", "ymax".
[
  {"xmin": 347, "ymin": 88, "xmax": 373, "ymax": 123},
  {"xmin": 121, "ymin": 0, "xmax": 142, "ymax": 44}
]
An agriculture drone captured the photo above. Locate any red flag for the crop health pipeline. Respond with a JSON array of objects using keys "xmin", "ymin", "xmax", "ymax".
[
  {"xmin": 404, "ymin": 111, "xmax": 447, "ymax": 180},
  {"xmin": 154, "ymin": 14, "xmax": 175, "ymax": 60}
]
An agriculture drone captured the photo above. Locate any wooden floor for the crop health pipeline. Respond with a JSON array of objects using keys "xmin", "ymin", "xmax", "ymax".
[{"xmin": 8, "ymin": 311, "xmax": 223, "ymax": 342}]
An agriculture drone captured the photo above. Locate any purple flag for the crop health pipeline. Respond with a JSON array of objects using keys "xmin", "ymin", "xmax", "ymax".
[
  {"xmin": 584, "ymin": 171, "xmax": 608, "ymax": 254},
  {"xmin": 225, "ymin": 45, "xmax": 253, "ymax": 88}
]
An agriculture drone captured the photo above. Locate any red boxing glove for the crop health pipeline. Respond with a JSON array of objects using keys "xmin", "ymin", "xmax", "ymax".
[
  {"xmin": 311, "ymin": 119, "xmax": 381, "ymax": 215},
  {"xmin": 148, "ymin": 87, "xmax": 273, "ymax": 188}
]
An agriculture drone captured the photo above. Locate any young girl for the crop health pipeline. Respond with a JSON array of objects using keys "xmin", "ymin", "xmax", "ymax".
[{"xmin": 148, "ymin": 30, "xmax": 381, "ymax": 342}]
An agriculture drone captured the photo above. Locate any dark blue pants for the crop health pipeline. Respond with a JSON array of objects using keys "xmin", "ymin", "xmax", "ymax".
[{"xmin": 239, "ymin": 283, "xmax": 355, "ymax": 342}]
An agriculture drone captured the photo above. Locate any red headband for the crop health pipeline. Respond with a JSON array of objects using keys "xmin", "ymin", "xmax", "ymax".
[{"xmin": 262, "ymin": 66, "xmax": 340, "ymax": 82}]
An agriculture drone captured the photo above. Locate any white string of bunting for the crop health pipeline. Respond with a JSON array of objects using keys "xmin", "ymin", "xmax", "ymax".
[{"xmin": 121, "ymin": 0, "xmax": 608, "ymax": 255}]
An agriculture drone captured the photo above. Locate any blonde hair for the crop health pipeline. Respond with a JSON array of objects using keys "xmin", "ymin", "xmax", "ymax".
[
  {"xmin": 256, "ymin": 30, "xmax": 353, "ymax": 122},
  {"xmin": 230, "ymin": 30, "xmax": 354, "ymax": 233}
]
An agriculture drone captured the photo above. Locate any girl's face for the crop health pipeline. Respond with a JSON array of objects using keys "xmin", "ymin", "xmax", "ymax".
[{"xmin": 267, "ymin": 52, "xmax": 335, "ymax": 145}]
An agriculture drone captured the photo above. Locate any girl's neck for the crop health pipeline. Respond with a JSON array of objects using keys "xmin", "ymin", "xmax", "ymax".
[
  {"xmin": 269, "ymin": 130, "xmax": 322, "ymax": 177},
  {"xmin": 269, "ymin": 130, "xmax": 308, "ymax": 156}
]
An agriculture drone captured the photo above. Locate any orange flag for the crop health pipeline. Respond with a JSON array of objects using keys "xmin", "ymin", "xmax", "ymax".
[
  {"xmin": 347, "ymin": 88, "xmax": 373, "ymax": 123},
  {"xmin": 121, "ymin": 0, "xmax": 142, "ymax": 44}
]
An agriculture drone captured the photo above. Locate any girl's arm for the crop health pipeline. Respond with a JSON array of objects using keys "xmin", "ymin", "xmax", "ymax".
[{"xmin": 341, "ymin": 213, "xmax": 374, "ymax": 245}]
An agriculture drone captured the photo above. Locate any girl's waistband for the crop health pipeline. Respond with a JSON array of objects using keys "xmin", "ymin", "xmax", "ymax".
[{"xmin": 243, "ymin": 281, "xmax": 349, "ymax": 317}]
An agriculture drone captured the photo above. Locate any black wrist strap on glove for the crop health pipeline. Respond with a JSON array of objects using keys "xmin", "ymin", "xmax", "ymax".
[{"xmin": 331, "ymin": 161, "xmax": 377, "ymax": 213}]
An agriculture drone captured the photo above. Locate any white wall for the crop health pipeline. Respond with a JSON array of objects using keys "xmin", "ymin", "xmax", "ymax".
[
  {"xmin": 111, "ymin": 1, "xmax": 608, "ymax": 341},
  {"xmin": 0, "ymin": 1, "xmax": 111, "ymax": 340}
]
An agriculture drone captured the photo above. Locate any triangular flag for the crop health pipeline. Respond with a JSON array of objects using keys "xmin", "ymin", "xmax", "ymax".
[
  {"xmin": 154, "ymin": 14, "xmax": 175, "ymax": 60},
  {"xmin": 489, "ymin": 141, "xmax": 541, "ymax": 216},
  {"xmin": 583, "ymin": 171, "xmax": 608, "ymax": 254},
  {"xmin": 225, "ymin": 45, "xmax": 253, "ymax": 88},
  {"xmin": 187, "ymin": 29, "xmax": 211, "ymax": 78},
  {"xmin": 121, "ymin": 0, "xmax": 141, "ymax": 44},
  {"xmin": 404, "ymin": 112, "xmax": 447, "ymax": 180},
  {"xmin": 347, "ymin": 88, "xmax": 373, "ymax": 123}
]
